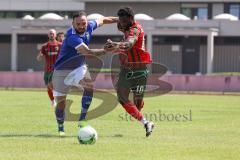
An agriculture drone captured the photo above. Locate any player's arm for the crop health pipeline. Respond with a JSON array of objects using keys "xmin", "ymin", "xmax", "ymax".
[
  {"xmin": 96, "ymin": 17, "xmax": 118, "ymax": 27},
  {"xmin": 69, "ymin": 35, "xmax": 114, "ymax": 56},
  {"xmin": 36, "ymin": 52, "xmax": 43, "ymax": 61},
  {"xmin": 76, "ymin": 43, "xmax": 107, "ymax": 57},
  {"xmin": 119, "ymin": 38, "xmax": 136, "ymax": 51},
  {"xmin": 105, "ymin": 37, "xmax": 136, "ymax": 52},
  {"xmin": 105, "ymin": 27, "xmax": 140, "ymax": 51},
  {"xmin": 37, "ymin": 44, "xmax": 46, "ymax": 61}
]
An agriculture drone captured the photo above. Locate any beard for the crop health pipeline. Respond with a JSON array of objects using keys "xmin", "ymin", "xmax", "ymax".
[
  {"xmin": 123, "ymin": 21, "xmax": 133, "ymax": 31},
  {"xmin": 75, "ymin": 28, "xmax": 86, "ymax": 35}
]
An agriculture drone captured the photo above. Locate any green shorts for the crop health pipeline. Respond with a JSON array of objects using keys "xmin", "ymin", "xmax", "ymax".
[
  {"xmin": 44, "ymin": 72, "xmax": 53, "ymax": 85},
  {"xmin": 116, "ymin": 68, "xmax": 149, "ymax": 94}
]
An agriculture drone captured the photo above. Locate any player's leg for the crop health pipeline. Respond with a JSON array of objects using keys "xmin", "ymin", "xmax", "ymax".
[
  {"xmin": 132, "ymin": 74, "xmax": 154, "ymax": 137},
  {"xmin": 78, "ymin": 74, "xmax": 93, "ymax": 124},
  {"xmin": 47, "ymin": 85, "xmax": 54, "ymax": 102},
  {"xmin": 52, "ymin": 70, "xmax": 70, "ymax": 136},
  {"xmin": 117, "ymin": 69, "xmax": 144, "ymax": 121},
  {"xmin": 44, "ymin": 72, "xmax": 55, "ymax": 106},
  {"xmin": 117, "ymin": 68, "xmax": 154, "ymax": 137},
  {"xmin": 132, "ymin": 74, "xmax": 148, "ymax": 111},
  {"xmin": 64, "ymin": 65, "xmax": 94, "ymax": 127},
  {"xmin": 132, "ymin": 90, "xmax": 154, "ymax": 137},
  {"xmin": 116, "ymin": 70, "xmax": 145, "ymax": 120},
  {"xmin": 117, "ymin": 87, "xmax": 144, "ymax": 121},
  {"xmin": 118, "ymin": 87, "xmax": 154, "ymax": 137},
  {"xmin": 133, "ymin": 92, "xmax": 144, "ymax": 111},
  {"xmin": 47, "ymin": 82, "xmax": 56, "ymax": 107},
  {"xmin": 54, "ymin": 95, "xmax": 66, "ymax": 136}
]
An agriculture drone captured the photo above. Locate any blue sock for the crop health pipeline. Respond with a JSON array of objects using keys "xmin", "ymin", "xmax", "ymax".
[
  {"xmin": 55, "ymin": 107, "xmax": 65, "ymax": 131},
  {"xmin": 79, "ymin": 90, "xmax": 93, "ymax": 121}
]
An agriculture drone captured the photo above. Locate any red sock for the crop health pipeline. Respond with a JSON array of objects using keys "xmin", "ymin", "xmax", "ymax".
[
  {"xmin": 47, "ymin": 87, "xmax": 54, "ymax": 101},
  {"xmin": 123, "ymin": 102, "xmax": 143, "ymax": 121}
]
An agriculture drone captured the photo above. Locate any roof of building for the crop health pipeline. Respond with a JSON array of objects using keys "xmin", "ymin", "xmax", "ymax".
[
  {"xmin": 22, "ymin": 15, "xmax": 34, "ymax": 20},
  {"xmin": 135, "ymin": 13, "xmax": 154, "ymax": 20},
  {"xmin": 39, "ymin": 13, "xmax": 64, "ymax": 20},
  {"xmin": 166, "ymin": 13, "xmax": 190, "ymax": 20},
  {"xmin": 213, "ymin": 13, "xmax": 238, "ymax": 21},
  {"xmin": 87, "ymin": 13, "xmax": 104, "ymax": 20}
]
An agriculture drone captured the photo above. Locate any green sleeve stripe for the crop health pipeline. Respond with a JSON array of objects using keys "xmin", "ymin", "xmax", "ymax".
[
  {"xmin": 133, "ymin": 28, "xmax": 141, "ymax": 62},
  {"xmin": 133, "ymin": 28, "xmax": 138, "ymax": 42},
  {"xmin": 130, "ymin": 48, "xmax": 136, "ymax": 62}
]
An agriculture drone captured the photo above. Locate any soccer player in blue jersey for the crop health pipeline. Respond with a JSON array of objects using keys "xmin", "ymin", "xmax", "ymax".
[{"xmin": 52, "ymin": 11, "xmax": 118, "ymax": 136}]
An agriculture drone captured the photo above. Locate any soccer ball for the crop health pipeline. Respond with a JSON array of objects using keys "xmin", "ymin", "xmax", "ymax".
[{"xmin": 77, "ymin": 125, "xmax": 98, "ymax": 144}]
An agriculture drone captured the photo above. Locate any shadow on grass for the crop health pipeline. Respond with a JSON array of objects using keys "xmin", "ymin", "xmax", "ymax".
[
  {"xmin": 0, "ymin": 134, "xmax": 124, "ymax": 139},
  {"xmin": 0, "ymin": 134, "xmax": 76, "ymax": 138}
]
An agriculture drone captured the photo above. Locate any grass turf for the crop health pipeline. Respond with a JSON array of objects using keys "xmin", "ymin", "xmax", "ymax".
[{"xmin": 0, "ymin": 90, "xmax": 239, "ymax": 160}]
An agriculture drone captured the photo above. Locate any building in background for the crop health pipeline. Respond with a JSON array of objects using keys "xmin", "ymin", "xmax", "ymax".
[{"xmin": 0, "ymin": 0, "xmax": 240, "ymax": 74}]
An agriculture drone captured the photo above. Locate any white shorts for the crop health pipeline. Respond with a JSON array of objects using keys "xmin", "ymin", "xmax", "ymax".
[{"xmin": 52, "ymin": 65, "xmax": 91, "ymax": 97}]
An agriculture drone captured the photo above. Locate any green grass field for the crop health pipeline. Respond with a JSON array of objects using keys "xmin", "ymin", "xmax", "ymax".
[{"xmin": 0, "ymin": 90, "xmax": 240, "ymax": 160}]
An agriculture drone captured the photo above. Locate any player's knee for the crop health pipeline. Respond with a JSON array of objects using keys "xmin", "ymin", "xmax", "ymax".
[
  {"xmin": 117, "ymin": 93, "xmax": 127, "ymax": 106},
  {"xmin": 83, "ymin": 88, "xmax": 93, "ymax": 98},
  {"xmin": 136, "ymin": 100, "xmax": 144, "ymax": 111},
  {"xmin": 56, "ymin": 101, "xmax": 65, "ymax": 110},
  {"xmin": 47, "ymin": 82, "xmax": 53, "ymax": 89},
  {"xmin": 117, "ymin": 87, "xmax": 130, "ymax": 106},
  {"xmin": 86, "ymin": 83, "xmax": 93, "ymax": 91},
  {"xmin": 80, "ymin": 79, "xmax": 93, "ymax": 90},
  {"xmin": 55, "ymin": 96, "xmax": 66, "ymax": 109}
]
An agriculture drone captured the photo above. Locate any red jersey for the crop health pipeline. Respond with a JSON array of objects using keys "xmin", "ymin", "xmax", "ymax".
[
  {"xmin": 119, "ymin": 21, "xmax": 152, "ymax": 66},
  {"xmin": 41, "ymin": 41, "xmax": 61, "ymax": 72}
]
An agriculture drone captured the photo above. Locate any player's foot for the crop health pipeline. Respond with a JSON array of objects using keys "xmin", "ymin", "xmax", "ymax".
[
  {"xmin": 58, "ymin": 123, "xmax": 65, "ymax": 136},
  {"xmin": 144, "ymin": 121, "xmax": 154, "ymax": 137},
  {"xmin": 59, "ymin": 131, "xmax": 66, "ymax": 137}
]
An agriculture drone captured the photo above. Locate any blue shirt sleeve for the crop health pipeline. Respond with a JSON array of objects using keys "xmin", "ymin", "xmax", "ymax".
[
  {"xmin": 88, "ymin": 20, "xmax": 98, "ymax": 31},
  {"xmin": 67, "ymin": 35, "xmax": 83, "ymax": 49}
]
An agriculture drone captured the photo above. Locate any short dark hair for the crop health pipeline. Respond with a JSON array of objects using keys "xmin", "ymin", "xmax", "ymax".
[
  {"xmin": 72, "ymin": 11, "xmax": 87, "ymax": 20},
  {"xmin": 57, "ymin": 32, "xmax": 64, "ymax": 36},
  {"xmin": 117, "ymin": 7, "xmax": 134, "ymax": 19}
]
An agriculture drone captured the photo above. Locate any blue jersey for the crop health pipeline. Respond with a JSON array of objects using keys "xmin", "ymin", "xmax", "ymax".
[{"xmin": 54, "ymin": 20, "xmax": 98, "ymax": 70}]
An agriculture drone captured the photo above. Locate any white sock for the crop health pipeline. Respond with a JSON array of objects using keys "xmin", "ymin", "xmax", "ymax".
[{"xmin": 140, "ymin": 117, "xmax": 149, "ymax": 125}]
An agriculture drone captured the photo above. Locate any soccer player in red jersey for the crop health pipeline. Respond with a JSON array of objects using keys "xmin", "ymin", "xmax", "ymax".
[
  {"xmin": 37, "ymin": 29, "xmax": 62, "ymax": 107},
  {"xmin": 105, "ymin": 7, "xmax": 154, "ymax": 137}
]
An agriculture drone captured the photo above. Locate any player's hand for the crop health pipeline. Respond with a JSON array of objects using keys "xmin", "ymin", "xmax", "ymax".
[
  {"xmin": 119, "ymin": 43, "xmax": 131, "ymax": 51},
  {"xmin": 104, "ymin": 39, "xmax": 113, "ymax": 48},
  {"xmin": 36, "ymin": 53, "xmax": 43, "ymax": 61},
  {"xmin": 104, "ymin": 39, "xmax": 119, "ymax": 52}
]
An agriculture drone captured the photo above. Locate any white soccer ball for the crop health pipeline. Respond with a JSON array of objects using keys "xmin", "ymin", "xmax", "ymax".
[{"xmin": 77, "ymin": 125, "xmax": 98, "ymax": 144}]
